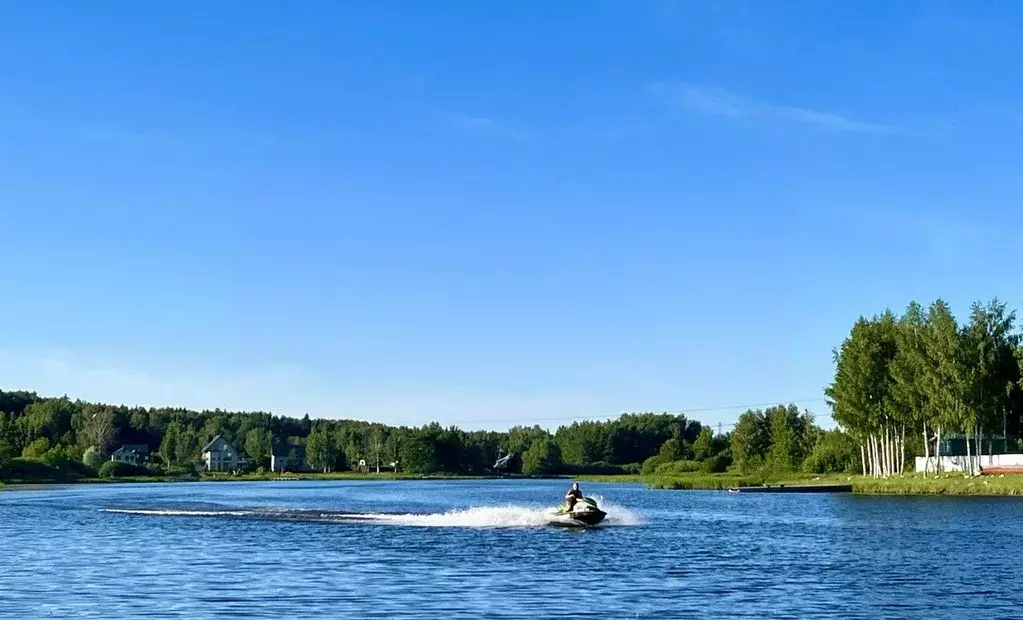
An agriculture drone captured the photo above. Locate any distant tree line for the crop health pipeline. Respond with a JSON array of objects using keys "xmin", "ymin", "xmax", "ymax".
[
  {"xmin": 0, "ymin": 389, "xmax": 795, "ymax": 480},
  {"xmin": 0, "ymin": 383, "xmax": 884, "ymax": 482},
  {"xmin": 826, "ymin": 298, "xmax": 1023, "ymax": 477}
]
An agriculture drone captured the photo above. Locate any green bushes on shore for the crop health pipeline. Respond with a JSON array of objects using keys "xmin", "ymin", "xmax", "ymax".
[
  {"xmin": 653, "ymin": 460, "xmax": 702, "ymax": 475},
  {"xmin": 559, "ymin": 461, "xmax": 636, "ymax": 476},
  {"xmin": 851, "ymin": 474, "xmax": 1023, "ymax": 495},
  {"xmin": 648, "ymin": 472, "xmax": 766, "ymax": 490},
  {"xmin": 701, "ymin": 454, "xmax": 731, "ymax": 473},
  {"xmin": 642, "ymin": 470, "xmax": 1023, "ymax": 496},
  {"xmin": 2, "ymin": 457, "xmax": 92, "ymax": 482},
  {"xmin": 98, "ymin": 461, "xmax": 152, "ymax": 479},
  {"xmin": 802, "ymin": 430, "xmax": 860, "ymax": 475}
]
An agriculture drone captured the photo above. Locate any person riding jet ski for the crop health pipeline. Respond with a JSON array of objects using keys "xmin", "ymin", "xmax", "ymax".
[
  {"xmin": 564, "ymin": 482, "xmax": 583, "ymax": 511},
  {"xmin": 554, "ymin": 482, "xmax": 606, "ymax": 525}
]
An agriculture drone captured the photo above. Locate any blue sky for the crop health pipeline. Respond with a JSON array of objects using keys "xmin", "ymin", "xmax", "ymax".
[{"xmin": 2, "ymin": 1, "xmax": 1023, "ymax": 430}]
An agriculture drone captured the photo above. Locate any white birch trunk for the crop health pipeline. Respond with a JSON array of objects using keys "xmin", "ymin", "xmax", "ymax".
[
  {"xmin": 867, "ymin": 437, "xmax": 875, "ymax": 476},
  {"xmin": 868, "ymin": 436, "xmax": 874, "ymax": 478},
  {"xmin": 975, "ymin": 427, "xmax": 980, "ymax": 474},
  {"xmin": 885, "ymin": 426, "xmax": 892, "ymax": 477},
  {"xmin": 880, "ymin": 431, "xmax": 887, "ymax": 478},
  {"xmin": 887, "ymin": 427, "xmax": 896, "ymax": 476},
  {"xmin": 965, "ymin": 427, "xmax": 973, "ymax": 476},
  {"xmin": 896, "ymin": 425, "xmax": 901, "ymax": 475},
  {"xmin": 972, "ymin": 426, "xmax": 977, "ymax": 475},
  {"xmin": 925, "ymin": 427, "xmax": 931, "ymax": 476},
  {"xmin": 880, "ymin": 428, "xmax": 887, "ymax": 478},
  {"xmin": 889, "ymin": 425, "xmax": 895, "ymax": 476},
  {"xmin": 894, "ymin": 429, "xmax": 899, "ymax": 475},
  {"xmin": 874, "ymin": 433, "xmax": 881, "ymax": 478},
  {"xmin": 871, "ymin": 435, "xmax": 877, "ymax": 478},
  {"xmin": 875, "ymin": 435, "xmax": 883, "ymax": 478},
  {"xmin": 973, "ymin": 425, "xmax": 978, "ymax": 475},
  {"xmin": 899, "ymin": 425, "xmax": 905, "ymax": 475},
  {"xmin": 973, "ymin": 427, "xmax": 982, "ymax": 476},
  {"xmin": 860, "ymin": 443, "xmax": 867, "ymax": 476},
  {"xmin": 977, "ymin": 425, "xmax": 983, "ymax": 474},
  {"xmin": 882, "ymin": 432, "xmax": 888, "ymax": 477},
  {"xmin": 903, "ymin": 426, "xmax": 908, "ymax": 474},
  {"xmin": 867, "ymin": 436, "xmax": 873, "ymax": 478},
  {"xmin": 892, "ymin": 426, "xmax": 898, "ymax": 476},
  {"xmin": 936, "ymin": 426, "xmax": 942, "ymax": 474}
]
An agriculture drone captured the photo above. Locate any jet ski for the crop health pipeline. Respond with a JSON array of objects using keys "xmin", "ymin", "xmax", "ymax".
[{"xmin": 552, "ymin": 496, "xmax": 607, "ymax": 526}]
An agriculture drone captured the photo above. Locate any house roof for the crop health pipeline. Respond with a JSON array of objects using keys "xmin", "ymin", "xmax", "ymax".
[
  {"xmin": 201, "ymin": 434, "xmax": 227, "ymax": 453},
  {"xmin": 272, "ymin": 443, "xmax": 307, "ymax": 458},
  {"xmin": 113, "ymin": 444, "xmax": 149, "ymax": 455}
]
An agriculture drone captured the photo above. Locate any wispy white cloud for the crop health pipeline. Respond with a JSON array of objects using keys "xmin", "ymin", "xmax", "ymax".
[
  {"xmin": 446, "ymin": 113, "xmax": 532, "ymax": 142},
  {"xmin": 659, "ymin": 83, "xmax": 898, "ymax": 135}
]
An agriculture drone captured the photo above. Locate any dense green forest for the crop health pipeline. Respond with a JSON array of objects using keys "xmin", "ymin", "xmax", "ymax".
[
  {"xmin": 827, "ymin": 298, "xmax": 1023, "ymax": 477},
  {"xmin": 0, "ymin": 386, "xmax": 850, "ymax": 482}
]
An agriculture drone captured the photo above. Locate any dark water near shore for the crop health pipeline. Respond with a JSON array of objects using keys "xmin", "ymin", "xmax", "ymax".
[{"xmin": 2, "ymin": 479, "xmax": 1023, "ymax": 619}]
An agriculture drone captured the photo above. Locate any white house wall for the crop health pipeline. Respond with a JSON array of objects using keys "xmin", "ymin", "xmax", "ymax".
[{"xmin": 915, "ymin": 453, "xmax": 1023, "ymax": 472}]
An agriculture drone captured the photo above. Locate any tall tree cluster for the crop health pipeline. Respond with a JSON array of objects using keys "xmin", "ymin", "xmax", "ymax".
[
  {"xmin": 554, "ymin": 413, "xmax": 700, "ymax": 468},
  {"xmin": 827, "ymin": 298, "xmax": 1023, "ymax": 477},
  {"xmin": 730, "ymin": 405, "xmax": 819, "ymax": 474}
]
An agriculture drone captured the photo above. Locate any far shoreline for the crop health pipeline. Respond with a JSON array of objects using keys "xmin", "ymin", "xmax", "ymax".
[
  {"xmin": 0, "ymin": 472, "xmax": 645, "ymax": 489},
  {"xmin": 6, "ymin": 472, "xmax": 1023, "ymax": 497}
]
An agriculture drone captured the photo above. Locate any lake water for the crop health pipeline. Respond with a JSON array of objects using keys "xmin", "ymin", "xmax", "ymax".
[{"xmin": 2, "ymin": 479, "xmax": 1023, "ymax": 619}]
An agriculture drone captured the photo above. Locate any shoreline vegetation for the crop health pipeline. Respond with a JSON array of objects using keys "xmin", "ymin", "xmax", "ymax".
[
  {"xmin": 641, "ymin": 472, "xmax": 1023, "ymax": 495},
  {"xmin": 827, "ymin": 298, "xmax": 1023, "ymax": 478}
]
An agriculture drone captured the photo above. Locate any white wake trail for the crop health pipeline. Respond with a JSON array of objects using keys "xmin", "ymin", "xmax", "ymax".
[
  {"xmin": 363, "ymin": 504, "xmax": 559, "ymax": 528},
  {"xmin": 338, "ymin": 497, "xmax": 645, "ymax": 529},
  {"xmin": 102, "ymin": 498, "xmax": 646, "ymax": 529},
  {"xmin": 104, "ymin": 508, "xmax": 254, "ymax": 518},
  {"xmin": 588, "ymin": 494, "xmax": 647, "ymax": 526}
]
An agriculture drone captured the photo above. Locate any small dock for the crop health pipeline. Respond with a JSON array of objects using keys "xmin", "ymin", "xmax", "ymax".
[
  {"xmin": 726, "ymin": 483, "xmax": 853, "ymax": 494},
  {"xmin": 980, "ymin": 467, "xmax": 1023, "ymax": 476}
]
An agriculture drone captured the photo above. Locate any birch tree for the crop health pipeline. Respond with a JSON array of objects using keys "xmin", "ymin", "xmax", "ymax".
[
  {"xmin": 306, "ymin": 424, "xmax": 337, "ymax": 473},
  {"xmin": 921, "ymin": 299, "xmax": 963, "ymax": 474},
  {"xmin": 826, "ymin": 314, "xmax": 898, "ymax": 477},
  {"xmin": 83, "ymin": 407, "xmax": 116, "ymax": 454},
  {"xmin": 159, "ymin": 422, "xmax": 180, "ymax": 466},
  {"xmin": 960, "ymin": 300, "xmax": 1017, "ymax": 474},
  {"xmin": 891, "ymin": 302, "xmax": 931, "ymax": 475}
]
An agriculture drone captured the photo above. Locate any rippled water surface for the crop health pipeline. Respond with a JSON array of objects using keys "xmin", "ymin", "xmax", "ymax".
[{"xmin": 3, "ymin": 479, "xmax": 1023, "ymax": 619}]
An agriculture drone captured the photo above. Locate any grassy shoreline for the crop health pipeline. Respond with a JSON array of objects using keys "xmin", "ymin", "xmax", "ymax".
[
  {"xmin": 6, "ymin": 470, "xmax": 1023, "ymax": 496},
  {"xmin": 646, "ymin": 472, "xmax": 1023, "ymax": 496}
]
